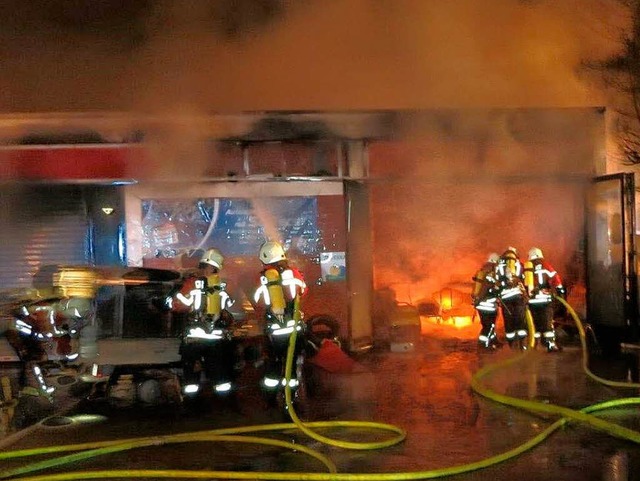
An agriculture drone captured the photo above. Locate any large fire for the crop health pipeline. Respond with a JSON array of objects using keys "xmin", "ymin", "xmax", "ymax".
[
  {"xmin": 429, "ymin": 286, "xmax": 476, "ymax": 329},
  {"xmin": 382, "ymin": 280, "xmax": 477, "ymax": 336}
]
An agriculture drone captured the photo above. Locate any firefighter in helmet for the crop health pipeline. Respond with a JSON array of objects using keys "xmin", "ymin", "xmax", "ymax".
[
  {"xmin": 524, "ymin": 247, "xmax": 565, "ymax": 352},
  {"xmin": 7, "ymin": 267, "xmax": 97, "ymax": 404},
  {"xmin": 7, "ymin": 300, "xmax": 62, "ymax": 402},
  {"xmin": 495, "ymin": 246, "xmax": 529, "ymax": 349},
  {"xmin": 253, "ymin": 240, "xmax": 307, "ymax": 399},
  {"xmin": 472, "ymin": 252, "xmax": 500, "ymax": 350},
  {"xmin": 167, "ymin": 248, "xmax": 236, "ymax": 396}
]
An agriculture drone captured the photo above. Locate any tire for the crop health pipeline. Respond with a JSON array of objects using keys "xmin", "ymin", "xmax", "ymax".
[{"xmin": 306, "ymin": 315, "xmax": 341, "ymax": 354}]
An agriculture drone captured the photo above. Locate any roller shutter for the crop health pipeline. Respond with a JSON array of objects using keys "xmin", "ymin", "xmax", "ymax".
[{"xmin": 0, "ymin": 185, "xmax": 90, "ymax": 291}]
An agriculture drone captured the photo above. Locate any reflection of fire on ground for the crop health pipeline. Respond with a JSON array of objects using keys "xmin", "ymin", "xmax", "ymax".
[{"xmin": 419, "ymin": 313, "xmax": 479, "ymax": 341}]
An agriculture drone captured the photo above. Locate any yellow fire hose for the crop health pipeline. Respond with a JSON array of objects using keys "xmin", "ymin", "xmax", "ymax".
[{"xmin": 2, "ymin": 297, "xmax": 640, "ymax": 480}]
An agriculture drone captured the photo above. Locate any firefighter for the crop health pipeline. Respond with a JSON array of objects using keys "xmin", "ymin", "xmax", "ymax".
[
  {"xmin": 495, "ymin": 246, "xmax": 529, "ymax": 349},
  {"xmin": 253, "ymin": 240, "xmax": 307, "ymax": 400},
  {"xmin": 472, "ymin": 252, "xmax": 501, "ymax": 350},
  {"xmin": 167, "ymin": 248, "xmax": 236, "ymax": 396},
  {"xmin": 6, "ymin": 300, "xmax": 57, "ymax": 402},
  {"xmin": 7, "ymin": 268, "xmax": 97, "ymax": 403},
  {"xmin": 524, "ymin": 247, "xmax": 565, "ymax": 352},
  {"xmin": 7, "ymin": 299, "xmax": 87, "ymax": 403}
]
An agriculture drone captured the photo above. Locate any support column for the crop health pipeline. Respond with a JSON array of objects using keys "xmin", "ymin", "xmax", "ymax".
[{"xmin": 344, "ymin": 141, "xmax": 373, "ymax": 352}]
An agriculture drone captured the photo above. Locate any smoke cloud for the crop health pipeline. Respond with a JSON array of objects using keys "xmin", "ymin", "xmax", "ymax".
[
  {"xmin": 0, "ymin": 0, "xmax": 627, "ymax": 113},
  {"xmin": 370, "ymin": 109, "xmax": 599, "ymax": 304},
  {"xmin": 0, "ymin": 0, "xmax": 624, "ymax": 311}
]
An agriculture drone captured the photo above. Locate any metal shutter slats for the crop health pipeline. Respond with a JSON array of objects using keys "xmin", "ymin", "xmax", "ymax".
[{"xmin": 0, "ymin": 186, "xmax": 90, "ymax": 291}]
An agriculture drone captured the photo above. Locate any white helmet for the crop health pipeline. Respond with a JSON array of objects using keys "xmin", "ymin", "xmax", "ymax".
[
  {"xmin": 487, "ymin": 252, "xmax": 500, "ymax": 263},
  {"xmin": 506, "ymin": 246, "xmax": 518, "ymax": 255},
  {"xmin": 258, "ymin": 241, "xmax": 286, "ymax": 265},
  {"xmin": 201, "ymin": 248, "xmax": 224, "ymax": 269},
  {"xmin": 528, "ymin": 247, "xmax": 544, "ymax": 261}
]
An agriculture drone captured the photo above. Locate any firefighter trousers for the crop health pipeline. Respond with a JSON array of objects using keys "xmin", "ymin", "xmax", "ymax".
[
  {"xmin": 478, "ymin": 310, "xmax": 497, "ymax": 334},
  {"xmin": 264, "ymin": 332, "xmax": 306, "ymax": 388},
  {"xmin": 180, "ymin": 339, "xmax": 236, "ymax": 387},
  {"xmin": 501, "ymin": 297, "xmax": 527, "ymax": 340},
  {"xmin": 529, "ymin": 302, "xmax": 556, "ymax": 346}
]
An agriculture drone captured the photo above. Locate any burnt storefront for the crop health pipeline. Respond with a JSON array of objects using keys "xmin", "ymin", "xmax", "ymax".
[{"xmin": 0, "ymin": 108, "xmax": 635, "ymax": 352}]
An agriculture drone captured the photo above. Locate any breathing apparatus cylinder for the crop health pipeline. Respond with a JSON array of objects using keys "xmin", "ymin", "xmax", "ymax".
[
  {"xmin": 505, "ymin": 255, "xmax": 518, "ymax": 279},
  {"xmin": 265, "ymin": 268, "xmax": 286, "ymax": 316},
  {"xmin": 205, "ymin": 273, "xmax": 222, "ymax": 318},
  {"xmin": 473, "ymin": 269, "xmax": 490, "ymax": 299},
  {"xmin": 524, "ymin": 260, "xmax": 534, "ymax": 293}
]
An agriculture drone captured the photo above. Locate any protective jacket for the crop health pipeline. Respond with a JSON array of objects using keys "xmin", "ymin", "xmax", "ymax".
[
  {"xmin": 169, "ymin": 274, "xmax": 234, "ymax": 340},
  {"xmin": 472, "ymin": 262, "xmax": 499, "ymax": 313},
  {"xmin": 12, "ymin": 299, "xmax": 81, "ymax": 360},
  {"xmin": 254, "ymin": 264, "xmax": 306, "ymax": 321},
  {"xmin": 495, "ymin": 251, "xmax": 526, "ymax": 301},
  {"xmin": 524, "ymin": 259, "xmax": 564, "ymax": 305}
]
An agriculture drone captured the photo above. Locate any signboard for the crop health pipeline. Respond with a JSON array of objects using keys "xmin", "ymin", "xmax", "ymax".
[{"xmin": 320, "ymin": 251, "xmax": 346, "ymax": 281}]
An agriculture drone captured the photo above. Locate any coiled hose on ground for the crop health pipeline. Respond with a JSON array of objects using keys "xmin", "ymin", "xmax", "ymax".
[{"xmin": 2, "ymin": 296, "xmax": 640, "ymax": 480}]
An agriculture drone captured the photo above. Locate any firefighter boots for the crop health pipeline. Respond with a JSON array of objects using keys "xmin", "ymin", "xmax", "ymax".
[{"xmin": 478, "ymin": 325, "xmax": 500, "ymax": 350}]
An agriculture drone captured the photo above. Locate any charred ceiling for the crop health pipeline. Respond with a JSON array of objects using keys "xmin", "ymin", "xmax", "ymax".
[
  {"xmin": 0, "ymin": 109, "xmax": 604, "ymax": 146},
  {"xmin": 16, "ymin": 131, "xmax": 109, "ymax": 145},
  {"xmin": 221, "ymin": 117, "xmax": 339, "ymax": 143}
]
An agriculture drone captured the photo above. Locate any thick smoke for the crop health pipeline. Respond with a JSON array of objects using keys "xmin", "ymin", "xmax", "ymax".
[
  {"xmin": 0, "ymin": 0, "xmax": 626, "ymax": 113},
  {"xmin": 370, "ymin": 109, "xmax": 598, "ymax": 304},
  {"xmin": 0, "ymin": 0, "xmax": 625, "ymax": 176},
  {"xmin": 0, "ymin": 0, "xmax": 624, "ymax": 308}
]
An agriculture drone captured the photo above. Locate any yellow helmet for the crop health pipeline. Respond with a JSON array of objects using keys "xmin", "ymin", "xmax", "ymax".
[
  {"xmin": 201, "ymin": 248, "xmax": 224, "ymax": 269},
  {"xmin": 528, "ymin": 247, "xmax": 544, "ymax": 261},
  {"xmin": 258, "ymin": 241, "xmax": 286, "ymax": 265}
]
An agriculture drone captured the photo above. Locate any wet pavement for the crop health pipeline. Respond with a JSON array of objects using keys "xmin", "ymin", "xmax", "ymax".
[{"xmin": 2, "ymin": 322, "xmax": 640, "ymax": 480}]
